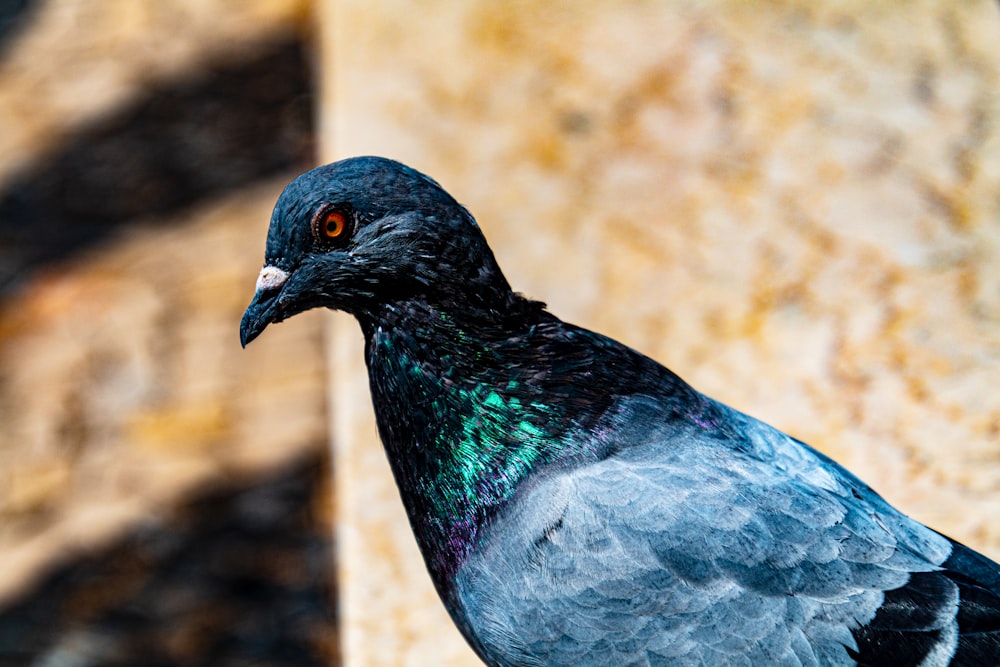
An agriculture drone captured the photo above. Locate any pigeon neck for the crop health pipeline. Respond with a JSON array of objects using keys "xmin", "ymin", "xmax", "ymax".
[{"xmin": 358, "ymin": 298, "xmax": 585, "ymax": 588}]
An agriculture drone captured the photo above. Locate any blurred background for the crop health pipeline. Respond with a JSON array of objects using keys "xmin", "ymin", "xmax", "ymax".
[
  {"xmin": 0, "ymin": 1, "xmax": 333, "ymax": 666},
  {"xmin": 1, "ymin": 2, "xmax": 999, "ymax": 666}
]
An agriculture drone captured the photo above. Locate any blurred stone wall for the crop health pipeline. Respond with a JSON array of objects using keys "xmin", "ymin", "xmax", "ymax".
[
  {"xmin": 324, "ymin": 2, "xmax": 1000, "ymax": 665},
  {"xmin": 0, "ymin": 1, "xmax": 336, "ymax": 665}
]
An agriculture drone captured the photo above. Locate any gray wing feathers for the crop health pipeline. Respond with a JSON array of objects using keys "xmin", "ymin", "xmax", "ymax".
[{"xmin": 457, "ymin": 405, "xmax": 952, "ymax": 666}]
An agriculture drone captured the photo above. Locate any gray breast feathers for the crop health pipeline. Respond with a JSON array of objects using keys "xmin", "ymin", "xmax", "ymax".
[{"xmin": 455, "ymin": 408, "xmax": 951, "ymax": 666}]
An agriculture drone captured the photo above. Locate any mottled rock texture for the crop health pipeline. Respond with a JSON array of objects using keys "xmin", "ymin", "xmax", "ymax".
[
  {"xmin": 0, "ymin": 181, "xmax": 327, "ymax": 601},
  {"xmin": 0, "ymin": 455, "xmax": 336, "ymax": 667},
  {"xmin": 324, "ymin": 2, "xmax": 1000, "ymax": 665}
]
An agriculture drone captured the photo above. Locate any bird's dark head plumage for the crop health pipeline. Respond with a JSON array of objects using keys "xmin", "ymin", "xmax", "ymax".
[{"xmin": 240, "ymin": 156, "xmax": 521, "ymax": 346}]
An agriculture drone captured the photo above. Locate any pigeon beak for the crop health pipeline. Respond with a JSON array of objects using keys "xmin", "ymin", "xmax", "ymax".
[{"xmin": 240, "ymin": 265, "xmax": 290, "ymax": 348}]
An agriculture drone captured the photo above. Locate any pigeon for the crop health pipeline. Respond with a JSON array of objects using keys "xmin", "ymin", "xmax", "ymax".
[{"xmin": 240, "ymin": 156, "xmax": 1000, "ymax": 666}]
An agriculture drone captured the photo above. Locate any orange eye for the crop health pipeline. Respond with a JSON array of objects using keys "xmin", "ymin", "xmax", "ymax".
[
  {"xmin": 312, "ymin": 205, "xmax": 351, "ymax": 245},
  {"xmin": 322, "ymin": 211, "xmax": 346, "ymax": 238}
]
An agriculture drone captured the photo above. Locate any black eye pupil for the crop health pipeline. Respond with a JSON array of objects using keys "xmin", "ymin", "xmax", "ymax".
[{"xmin": 323, "ymin": 212, "xmax": 346, "ymax": 238}]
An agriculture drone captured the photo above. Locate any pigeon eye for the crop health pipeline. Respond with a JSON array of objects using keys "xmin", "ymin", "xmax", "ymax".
[{"xmin": 312, "ymin": 205, "xmax": 352, "ymax": 245}]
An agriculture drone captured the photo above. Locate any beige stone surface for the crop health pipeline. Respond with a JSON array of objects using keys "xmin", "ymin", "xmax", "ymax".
[
  {"xmin": 323, "ymin": 1, "xmax": 1000, "ymax": 665},
  {"xmin": 0, "ymin": 0, "xmax": 325, "ymax": 609},
  {"xmin": 0, "ymin": 0, "xmax": 307, "ymax": 181},
  {"xmin": 0, "ymin": 179, "xmax": 328, "ymax": 603}
]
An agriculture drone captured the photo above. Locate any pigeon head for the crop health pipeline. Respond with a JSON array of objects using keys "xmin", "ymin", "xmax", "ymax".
[{"xmin": 240, "ymin": 156, "xmax": 514, "ymax": 346}]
